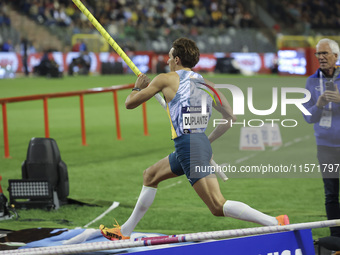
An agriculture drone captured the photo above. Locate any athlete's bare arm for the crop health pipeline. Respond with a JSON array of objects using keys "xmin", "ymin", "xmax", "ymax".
[
  {"xmin": 204, "ymin": 78, "xmax": 236, "ymax": 143},
  {"xmin": 125, "ymin": 72, "xmax": 179, "ymax": 109},
  {"xmin": 125, "ymin": 74, "xmax": 158, "ymax": 109}
]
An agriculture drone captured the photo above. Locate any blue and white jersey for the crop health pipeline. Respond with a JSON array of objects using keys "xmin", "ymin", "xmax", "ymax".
[{"xmin": 166, "ymin": 70, "xmax": 213, "ymax": 139}]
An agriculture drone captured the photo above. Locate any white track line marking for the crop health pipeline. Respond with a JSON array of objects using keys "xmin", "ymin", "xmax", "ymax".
[{"xmin": 234, "ymin": 154, "xmax": 257, "ymax": 164}]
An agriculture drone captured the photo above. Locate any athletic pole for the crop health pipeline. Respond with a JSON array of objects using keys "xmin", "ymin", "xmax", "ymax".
[
  {"xmin": 4, "ymin": 219, "xmax": 340, "ymax": 255},
  {"xmin": 83, "ymin": 202, "xmax": 119, "ymax": 228},
  {"xmin": 71, "ymin": 0, "xmax": 166, "ymax": 109}
]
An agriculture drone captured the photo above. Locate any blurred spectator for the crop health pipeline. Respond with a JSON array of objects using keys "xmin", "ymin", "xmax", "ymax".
[
  {"xmin": 240, "ymin": 11, "xmax": 254, "ymax": 28},
  {"xmin": 71, "ymin": 39, "xmax": 87, "ymax": 52},
  {"xmin": 20, "ymin": 37, "xmax": 29, "ymax": 76},
  {"xmin": 287, "ymin": 3, "xmax": 300, "ymax": 19},
  {"xmin": 79, "ymin": 40, "xmax": 87, "ymax": 52},
  {"xmin": 1, "ymin": 39, "xmax": 13, "ymax": 52},
  {"xmin": 71, "ymin": 39, "xmax": 81, "ymax": 52},
  {"xmin": 0, "ymin": 1, "xmax": 10, "ymax": 26},
  {"xmin": 53, "ymin": 4, "xmax": 72, "ymax": 27},
  {"xmin": 68, "ymin": 50, "xmax": 91, "ymax": 76},
  {"xmin": 65, "ymin": 2, "xmax": 75, "ymax": 18},
  {"xmin": 156, "ymin": 55, "xmax": 166, "ymax": 73},
  {"xmin": 28, "ymin": 39, "xmax": 37, "ymax": 54},
  {"xmin": 33, "ymin": 50, "xmax": 62, "ymax": 78},
  {"xmin": 0, "ymin": 11, "xmax": 11, "ymax": 26},
  {"xmin": 210, "ymin": 2, "xmax": 223, "ymax": 27}
]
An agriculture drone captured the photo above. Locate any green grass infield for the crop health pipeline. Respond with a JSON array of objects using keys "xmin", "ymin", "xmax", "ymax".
[{"xmin": 0, "ymin": 74, "xmax": 329, "ymax": 239}]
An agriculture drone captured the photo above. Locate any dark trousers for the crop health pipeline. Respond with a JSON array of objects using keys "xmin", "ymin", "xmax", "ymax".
[{"xmin": 317, "ymin": 145, "xmax": 340, "ymax": 237}]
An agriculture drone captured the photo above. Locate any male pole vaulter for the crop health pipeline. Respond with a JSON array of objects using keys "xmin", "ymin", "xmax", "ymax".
[{"xmin": 100, "ymin": 38, "xmax": 289, "ymax": 240}]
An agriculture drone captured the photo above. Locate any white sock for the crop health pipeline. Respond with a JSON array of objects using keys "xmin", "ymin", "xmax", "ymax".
[
  {"xmin": 223, "ymin": 200, "xmax": 278, "ymax": 226},
  {"xmin": 121, "ymin": 185, "xmax": 157, "ymax": 236}
]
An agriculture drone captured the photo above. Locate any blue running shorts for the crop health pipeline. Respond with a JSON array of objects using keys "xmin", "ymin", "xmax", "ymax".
[{"xmin": 168, "ymin": 133, "xmax": 213, "ymax": 186}]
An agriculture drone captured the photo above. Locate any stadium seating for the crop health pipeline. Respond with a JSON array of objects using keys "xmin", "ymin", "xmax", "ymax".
[
  {"xmin": 4, "ymin": 0, "xmax": 340, "ymax": 53},
  {"xmin": 7, "ymin": 0, "xmax": 269, "ymax": 53}
]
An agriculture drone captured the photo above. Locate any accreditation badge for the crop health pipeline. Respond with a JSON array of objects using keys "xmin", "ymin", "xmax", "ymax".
[{"xmin": 319, "ymin": 109, "xmax": 332, "ymax": 128}]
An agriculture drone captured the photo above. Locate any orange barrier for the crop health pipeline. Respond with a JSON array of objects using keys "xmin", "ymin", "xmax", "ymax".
[{"xmin": 0, "ymin": 84, "xmax": 148, "ymax": 158}]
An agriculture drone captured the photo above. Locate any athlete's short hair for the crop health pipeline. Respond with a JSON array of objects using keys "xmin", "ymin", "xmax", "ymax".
[{"xmin": 172, "ymin": 38, "xmax": 200, "ymax": 68}]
